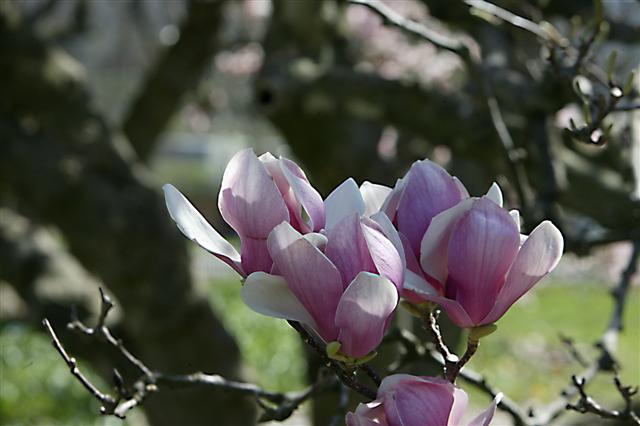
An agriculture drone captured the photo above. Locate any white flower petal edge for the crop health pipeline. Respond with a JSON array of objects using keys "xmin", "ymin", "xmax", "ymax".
[
  {"xmin": 485, "ymin": 182, "xmax": 503, "ymax": 207},
  {"xmin": 324, "ymin": 178, "xmax": 365, "ymax": 230},
  {"xmin": 241, "ymin": 271, "xmax": 318, "ymax": 329},
  {"xmin": 360, "ymin": 181, "xmax": 392, "ymax": 217},
  {"xmin": 163, "ymin": 184, "xmax": 243, "ymax": 275}
]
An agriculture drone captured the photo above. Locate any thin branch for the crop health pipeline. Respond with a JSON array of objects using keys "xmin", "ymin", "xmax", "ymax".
[
  {"xmin": 567, "ymin": 374, "xmax": 640, "ymax": 424},
  {"xmin": 44, "ymin": 288, "xmax": 335, "ymax": 421},
  {"xmin": 347, "ymin": 0, "xmax": 476, "ymax": 60},
  {"xmin": 42, "ymin": 318, "xmax": 120, "ymax": 414},
  {"xmin": 464, "ymin": 0, "xmax": 551, "ymax": 41}
]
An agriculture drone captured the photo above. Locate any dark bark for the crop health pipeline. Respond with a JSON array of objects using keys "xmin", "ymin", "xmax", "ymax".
[{"xmin": 0, "ymin": 5, "xmax": 254, "ymax": 425}]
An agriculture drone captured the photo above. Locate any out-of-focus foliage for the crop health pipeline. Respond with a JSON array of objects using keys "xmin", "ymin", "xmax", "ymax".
[{"xmin": 3, "ymin": 280, "xmax": 636, "ymax": 424}]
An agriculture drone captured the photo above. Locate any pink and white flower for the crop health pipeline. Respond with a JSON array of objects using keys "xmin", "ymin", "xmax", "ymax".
[
  {"xmin": 163, "ymin": 149, "xmax": 325, "ymax": 276},
  {"xmin": 389, "ymin": 160, "xmax": 563, "ymax": 327},
  {"xmin": 241, "ymin": 178, "xmax": 405, "ymax": 360},
  {"xmin": 346, "ymin": 374, "xmax": 501, "ymax": 426}
]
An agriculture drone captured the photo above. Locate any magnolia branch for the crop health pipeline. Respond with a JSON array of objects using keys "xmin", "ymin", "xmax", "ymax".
[{"xmin": 43, "ymin": 288, "xmax": 336, "ymax": 421}]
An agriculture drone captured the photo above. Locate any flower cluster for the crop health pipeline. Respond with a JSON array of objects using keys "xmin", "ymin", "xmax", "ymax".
[{"xmin": 164, "ymin": 149, "xmax": 563, "ymax": 425}]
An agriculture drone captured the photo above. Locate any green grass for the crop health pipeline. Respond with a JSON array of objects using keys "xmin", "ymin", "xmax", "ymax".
[
  {"xmin": 0, "ymin": 323, "xmax": 140, "ymax": 426},
  {"xmin": 206, "ymin": 278, "xmax": 307, "ymax": 392},
  {"xmin": 461, "ymin": 281, "xmax": 640, "ymax": 410},
  {"xmin": 1, "ymin": 280, "xmax": 637, "ymax": 424}
]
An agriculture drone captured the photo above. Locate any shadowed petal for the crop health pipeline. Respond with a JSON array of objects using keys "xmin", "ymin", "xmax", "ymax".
[
  {"xmin": 325, "ymin": 178, "xmax": 365, "ymax": 230},
  {"xmin": 335, "ymin": 272, "xmax": 398, "ymax": 358},
  {"xmin": 361, "ymin": 220, "xmax": 404, "ymax": 291},
  {"xmin": 239, "ymin": 236, "xmax": 272, "ymax": 274},
  {"xmin": 218, "ymin": 149, "xmax": 289, "ymax": 238},
  {"xmin": 384, "ymin": 377, "xmax": 455, "ymax": 426},
  {"xmin": 325, "ymin": 214, "xmax": 376, "ymax": 289},
  {"xmin": 468, "ymin": 393, "xmax": 502, "ymax": 426},
  {"xmin": 397, "ymin": 160, "xmax": 464, "ymax": 254},
  {"xmin": 403, "ymin": 270, "xmax": 440, "ymax": 305},
  {"xmin": 381, "ymin": 177, "xmax": 405, "ymax": 221},
  {"xmin": 280, "ymin": 157, "xmax": 326, "ymax": 232},
  {"xmin": 448, "ymin": 386, "xmax": 469, "ymax": 426},
  {"xmin": 420, "ymin": 199, "xmax": 474, "ymax": 285},
  {"xmin": 446, "ymin": 198, "xmax": 519, "ymax": 324},
  {"xmin": 163, "ymin": 184, "xmax": 243, "ymax": 276},
  {"xmin": 267, "ymin": 222, "xmax": 343, "ymax": 341},
  {"xmin": 482, "ymin": 221, "xmax": 563, "ymax": 324},
  {"xmin": 415, "ymin": 294, "xmax": 476, "ymax": 328},
  {"xmin": 360, "ymin": 182, "xmax": 392, "ymax": 217},
  {"xmin": 241, "ymin": 272, "xmax": 317, "ymax": 329}
]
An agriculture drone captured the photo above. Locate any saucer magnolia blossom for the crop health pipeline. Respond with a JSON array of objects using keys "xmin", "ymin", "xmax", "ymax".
[
  {"xmin": 241, "ymin": 178, "xmax": 404, "ymax": 359},
  {"xmin": 163, "ymin": 149, "xmax": 325, "ymax": 276},
  {"xmin": 399, "ymin": 184, "xmax": 563, "ymax": 328},
  {"xmin": 346, "ymin": 375, "xmax": 501, "ymax": 426}
]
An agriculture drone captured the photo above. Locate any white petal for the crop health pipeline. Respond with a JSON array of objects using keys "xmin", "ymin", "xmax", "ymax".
[
  {"xmin": 509, "ymin": 209, "xmax": 520, "ymax": 231},
  {"xmin": 163, "ymin": 184, "xmax": 242, "ymax": 273},
  {"xmin": 241, "ymin": 271, "xmax": 318, "ymax": 329},
  {"xmin": 360, "ymin": 181, "xmax": 392, "ymax": 217},
  {"xmin": 324, "ymin": 178, "xmax": 365, "ymax": 230},
  {"xmin": 485, "ymin": 182, "xmax": 503, "ymax": 207},
  {"xmin": 303, "ymin": 232, "xmax": 328, "ymax": 251}
]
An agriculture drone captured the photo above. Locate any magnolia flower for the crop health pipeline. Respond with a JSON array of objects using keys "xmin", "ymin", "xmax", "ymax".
[
  {"xmin": 241, "ymin": 178, "xmax": 404, "ymax": 360},
  {"xmin": 383, "ymin": 159, "xmax": 469, "ymax": 256},
  {"xmin": 401, "ymin": 186, "xmax": 563, "ymax": 328},
  {"xmin": 346, "ymin": 375, "xmax": 501, "ymax": 426},
  {"xmin": 163, "ymin": 149, "xmax": 325, "ymax": 276}
]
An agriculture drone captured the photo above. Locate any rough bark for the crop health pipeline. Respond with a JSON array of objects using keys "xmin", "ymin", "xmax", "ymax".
[{"xmin": 0, "ymin": 4, "xmax": 254, "ymax": 425}]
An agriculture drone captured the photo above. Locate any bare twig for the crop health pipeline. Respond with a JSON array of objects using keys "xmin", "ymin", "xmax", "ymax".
[
  {"xmin": 567, "ymin": 374, "xmax": 640, "ymax": 424},
  {"xmin": 44, "ymin": 288, "xmax": 334, "ymax": 421}
]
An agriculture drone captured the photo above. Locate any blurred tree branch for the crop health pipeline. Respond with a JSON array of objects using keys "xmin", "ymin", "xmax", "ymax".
[
  {"xmin": 122, "ymin": 0, "xmax": 227, "ymax": 161},
  {"xmin": 0, "ymin": 3, "xmax": 254, "ymax": 424}
]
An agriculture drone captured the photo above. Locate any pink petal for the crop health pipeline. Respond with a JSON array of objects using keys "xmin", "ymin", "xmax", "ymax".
[
  {"xmin": 403, "ymin": 270, "xmax": 440, "ymax": 304},
  {"xmin": 324, "ymin": 213, "xmax": 377, "ymax": 289},
  {"xmin": 397, "ymin": 160, "xmax": 465, "ymax": 255},
  {"xmin": 335, "ymin": 272, "xmax": 398, "ymax": 358},
  {"xmin": 324, "ymin": 178, "xmax": 365, "ymax": 230},
  {"xmin": 241, "ymin": 272, "xmax": 318, "ymax": 330},
  {"xmin": 239, "ymin": 235, "xmax": 272, "ymax": 274},
  {"xmin": 218, "ymin": 149, "xmax": 289, "ymax": 238},
  {"xmin": 279, "ymin": 157, "xmax": 326, "ymax": 232},
  {"xmin": 370, "ymin": 212, "xmax": 406, "ymax": 273},
  {"xmin": 448, "ymin": 386, "xmax": 469, "ymax": 426},
  {"xmin": 468, "ymin": 393, "xmax": 502, "ymax": 426},
  {"xmin": 420, "ymin": 199, "xmax": 475, "ymax": 285},
  {"xmin": 418, "ymin": 294, "xmax": 476, "ymax": 328},
  {"xmin": 361, "ymin": 219, "xmax": 405, "ymax": 291},
  {"xmin": 380, "ymin": 177, "xmax": 405, "ymax": 221},
  {"xmin": 360, "ymin": 181, "xmax": 392, "ymax": 217},
  {"xmin": 446, "ymin": 198, "xmax": 519, "ymax": 324},
  {"xmin": 163, "ymin": 184, "xmax": 244, "ymax": 276},
  {"xmin": 267, "ymin": 222, "xmax": 342, "ymax": 341},
  {"xmin": 384, "ymin": 377, "xmax": 455, "ymax": 426},
  {"xmin": 482, "ymin": 221, "xmax": 563, "ymax": 324}
]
